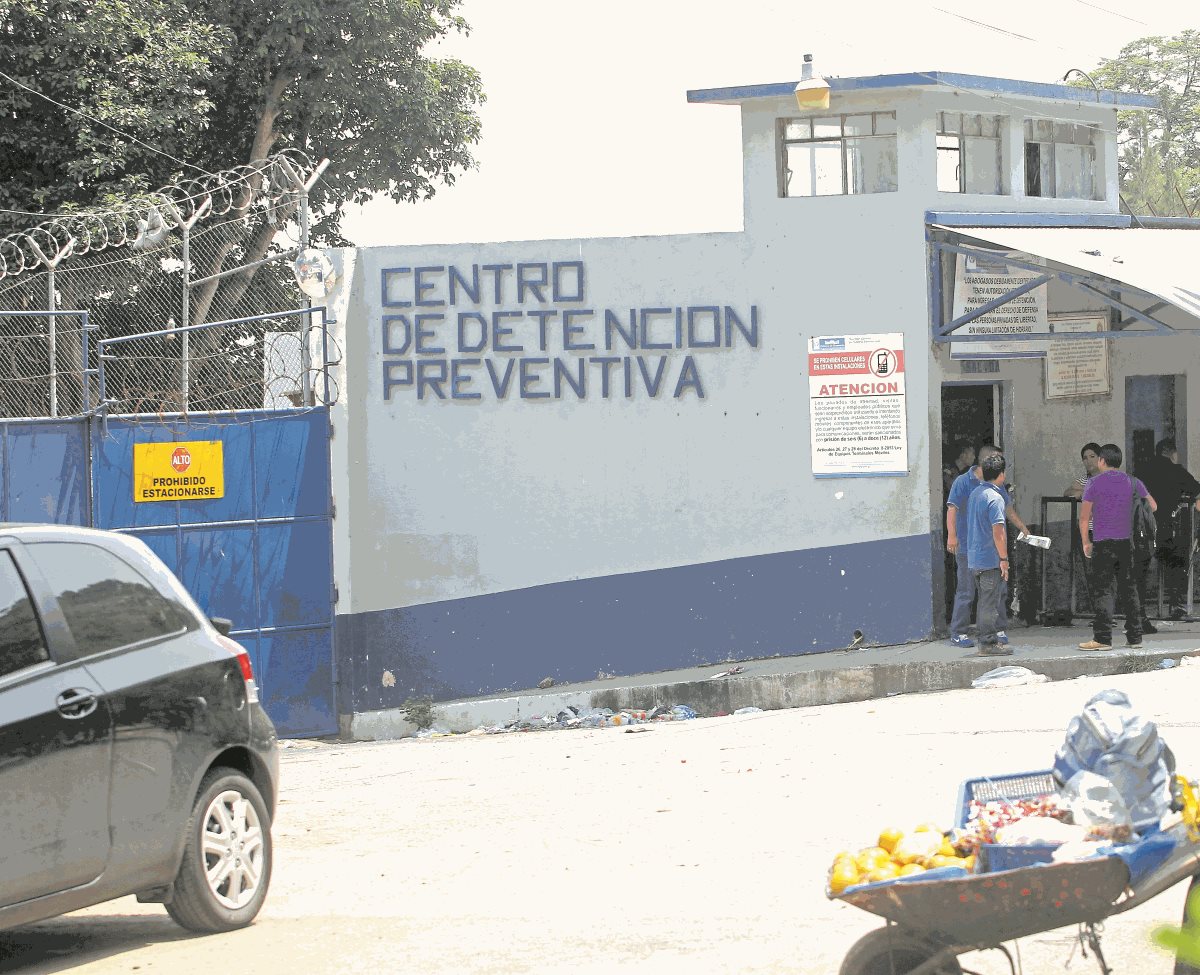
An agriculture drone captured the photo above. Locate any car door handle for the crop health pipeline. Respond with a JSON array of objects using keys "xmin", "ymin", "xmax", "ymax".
[{"xmin": 56, "ymin": 688, "xmax": 98, "ymax": 720}]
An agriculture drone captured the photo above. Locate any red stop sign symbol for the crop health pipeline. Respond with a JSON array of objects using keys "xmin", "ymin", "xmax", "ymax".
[{"xmin": 170, "ymin": 447, "xmax": 192, "ymax": 473}]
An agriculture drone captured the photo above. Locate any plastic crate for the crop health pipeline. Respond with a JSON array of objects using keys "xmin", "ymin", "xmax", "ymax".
[{"xmin": 955, "ymin": 770, "xmax": 1059, "ymax": 873}]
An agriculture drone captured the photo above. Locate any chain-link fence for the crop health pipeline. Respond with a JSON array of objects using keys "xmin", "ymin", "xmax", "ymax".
[
  {"xmin": 0, "ymin": 152, "xmax": 328, "ymax": 423},
  {"xmin": 98, "ymin": 308, "xmax": 330, "ymax": 418}
]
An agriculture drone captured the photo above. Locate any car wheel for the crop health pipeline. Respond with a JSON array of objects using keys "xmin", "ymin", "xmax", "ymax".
[{"xmin": 166, "ymin": 768, "xmax": 273, "ymax": 932}]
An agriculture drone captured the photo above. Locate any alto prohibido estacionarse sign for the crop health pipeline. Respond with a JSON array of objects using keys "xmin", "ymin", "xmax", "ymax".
[{"xmin": 132, "ymin": 441, "xmax": 225, "ymax": 502}]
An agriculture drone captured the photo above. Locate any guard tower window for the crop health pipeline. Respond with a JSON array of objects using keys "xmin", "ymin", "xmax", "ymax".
[
  {"xmin": 779, "ymin": 112, "xmax": 897, "ymax": 197},
  {"xmin": 1024, "ymin": 119, "xmax": 1098, "ymax": 199},
  {"xmin": 937, "ymin": 113, "xmax": 1004, "ymax": 194}
]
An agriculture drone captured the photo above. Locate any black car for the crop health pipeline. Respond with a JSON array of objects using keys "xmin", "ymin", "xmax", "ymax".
[{"xmin": 0, "ymin": 524, "xmax": 279, "ymax": 933}]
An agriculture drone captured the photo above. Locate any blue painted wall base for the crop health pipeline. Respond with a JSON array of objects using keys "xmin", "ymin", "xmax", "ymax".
[{"xmin": 336, "ymin": 532, "xmax": 933, "ymax": 709}]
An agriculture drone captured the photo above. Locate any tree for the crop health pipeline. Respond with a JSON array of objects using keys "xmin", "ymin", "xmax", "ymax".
[
  {"xmin": 0, "ymin": 0, "xmax": 483, "ymax": 415},
  {"xmin": 0, "ymin": 0, "xmax": 484, "ymax": 237},
  {"xmin": 1088, "ymin": 31, "xmax": 1200, "ymax": 217}
]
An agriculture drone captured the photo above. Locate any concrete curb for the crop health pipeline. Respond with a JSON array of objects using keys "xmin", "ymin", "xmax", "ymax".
[{"xmin": 346, "ymin": 646, "xmax": 1200, "ymax": 740}]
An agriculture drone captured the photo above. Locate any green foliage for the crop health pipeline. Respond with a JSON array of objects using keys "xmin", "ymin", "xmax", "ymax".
[
  {"xmin": 0, "ymin": 0, "xmax": 485, "ymax": 242},
  {"xmin": 1153, "ymin": 878, "xmax": 1200, "ymax": 966},
  {"xmin": 1088, "ymin": 31, "xmax": 1200, "ymax": 217},
  {"xmin": 401, "ymin": 695, "xmax": 437, "ymax": 731}
]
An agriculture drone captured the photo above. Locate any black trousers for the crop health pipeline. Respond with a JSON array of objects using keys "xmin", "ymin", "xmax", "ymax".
[
  {"xmin": 1090, "ymin": 539, "xmax": 1142, "ymax": 645},
  {"xmin": 1158, "ymin": 537, "xmax": 1191, "ymax": 616}
]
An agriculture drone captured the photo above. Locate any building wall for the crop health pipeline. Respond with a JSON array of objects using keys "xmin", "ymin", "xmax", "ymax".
[{"xmin": 326, "ymin": 82, "xmax": 1159, "ymax": 712}]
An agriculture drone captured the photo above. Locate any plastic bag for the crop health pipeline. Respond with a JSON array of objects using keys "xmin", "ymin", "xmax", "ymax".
[
  {"xmin": 1060, "ymin": 770, "xmax": 1133, "ymax": 841},
  {"xmin": 1052, "ymin": 690, "xmax": 1175, "ymax": 833},
  {"xmin": 994, "ymin": 817, "xmax": 1087, "ymax": 846},
  {"xmin": 970, "ymin": 666, "xmax": 1049, "ymax": 689}
]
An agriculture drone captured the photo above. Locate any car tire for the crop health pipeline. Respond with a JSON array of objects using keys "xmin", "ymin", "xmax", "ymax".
[{"xmin": 166, "ymin": 768, "xmax": 273, "ymax": 932}]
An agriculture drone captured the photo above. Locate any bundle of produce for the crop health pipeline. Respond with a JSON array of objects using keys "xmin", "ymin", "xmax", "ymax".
[{"xmin": 826, "ymin": 823, "xmax": 975, "ymax": 895}]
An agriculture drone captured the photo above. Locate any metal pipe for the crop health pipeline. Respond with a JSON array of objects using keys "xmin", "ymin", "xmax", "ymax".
[
  {"xmin": 102, "ymin": 306, "xmax": 321, "ymax": 346},
  {"xmin": 190, "ymin": 247, "xmax": 298, "ymax": 288},
  {"xmin": 47, "ymin": 264, "xmax": 57, "ymax": 417},
  {"xmin": 181, "ymin": 221, "xmax": 190, "ymax": 409}
]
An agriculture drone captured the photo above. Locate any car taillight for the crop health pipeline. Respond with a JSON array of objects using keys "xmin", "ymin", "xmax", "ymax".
[{"xmin": 216, "ymin": 632, "xmax": 260, "ymax": 704}]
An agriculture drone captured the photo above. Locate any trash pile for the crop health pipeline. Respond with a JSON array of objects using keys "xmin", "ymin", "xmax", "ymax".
[
  {"xmin": 415, "ymin": 703, "xmax": 702, "ymax": 738},
  {"xmin": 827, "ymin": 689, "xmax": 1198, "ymax": 895}
]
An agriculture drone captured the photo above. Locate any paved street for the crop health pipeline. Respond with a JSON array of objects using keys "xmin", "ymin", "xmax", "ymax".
[{"xmin": 3, "ymin": 669, "xmax": 1200, "ymax": 974}]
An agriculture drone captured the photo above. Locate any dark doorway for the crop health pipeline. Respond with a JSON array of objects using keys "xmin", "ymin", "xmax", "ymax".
[
  {"xmin": 1126, "ymin": 375, "xmax": 1183, "ymax": 479},
  {"xmin": 939, "ymin": 383, "xmax": 999, "ymax": 626}
]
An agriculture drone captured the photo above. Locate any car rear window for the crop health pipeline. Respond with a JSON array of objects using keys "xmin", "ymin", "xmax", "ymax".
[
  {"xmin": 0, "ymin": 550, "xmax": 50, "ymax": 676},
  {"xmin": 29, "ymin": 542, "xmax": 196, "ymax": 656}
]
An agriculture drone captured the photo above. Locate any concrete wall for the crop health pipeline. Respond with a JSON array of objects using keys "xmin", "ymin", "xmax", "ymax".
[{"xmin": 326, "ymin": 79, "xmax": 1166, "ymax": 711}]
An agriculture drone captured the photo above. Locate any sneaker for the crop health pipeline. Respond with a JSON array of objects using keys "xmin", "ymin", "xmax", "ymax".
[
  {"xmin": 1078, "ymin": 640, "xmax": 1113, "ymax": 651},
  {"xmin": 1126, "ymin": 642, "xmax": 1143, "ymax": 650},
  {"xmin": 979, "ymin": 644, "xmax": 1014, "ymax": 656},
  {"xmin": 1142, "ymin": 620, "xmax": 1158, "ymax": 635},
  {"xmin": 1169, "ymin": 612, "xmax": 1199, "ymax": 623},
  {"xmin": 950, "ymin": 634, "xmax": 976, "ymax": 648},
  {"xmin": 995, "ymin": 631, "xmax": 1009, "ymax": 645}
]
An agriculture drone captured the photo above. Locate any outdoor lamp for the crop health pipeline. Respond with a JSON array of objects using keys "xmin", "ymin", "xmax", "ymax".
[{"xmin": 794, "ymin": 53, "xmax": 831, "ymax": 110}]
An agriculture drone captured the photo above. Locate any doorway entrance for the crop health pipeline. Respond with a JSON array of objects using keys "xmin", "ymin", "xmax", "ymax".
[{"xmin": 938, "ymin": 383, "xmax": 1001, "ymax": 627}]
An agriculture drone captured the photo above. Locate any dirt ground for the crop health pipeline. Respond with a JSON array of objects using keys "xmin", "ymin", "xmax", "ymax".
[{"xmin": 3, "ymin": 668, "xmax": 1199, "ymax": 974}]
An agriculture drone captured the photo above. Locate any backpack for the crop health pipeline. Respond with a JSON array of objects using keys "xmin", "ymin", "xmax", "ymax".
[
  {"xmin": 1129, "ymin": 475, "xmax": 1157, "ymax": 560},
  {"xmin": 1052, "ymin": 689, "xmax": 1175, "ymax": 833}
]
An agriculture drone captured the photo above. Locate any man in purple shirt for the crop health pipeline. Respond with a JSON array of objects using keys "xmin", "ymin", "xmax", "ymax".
[{"xmin": 1079, "ymin": 443, "xmax": 1157, "ymax": 650}]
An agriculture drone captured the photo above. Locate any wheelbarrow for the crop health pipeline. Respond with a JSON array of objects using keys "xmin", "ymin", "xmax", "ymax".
[{"xmin": 834, "ymin": 772, "xmax": 1200, "ymax": 974}]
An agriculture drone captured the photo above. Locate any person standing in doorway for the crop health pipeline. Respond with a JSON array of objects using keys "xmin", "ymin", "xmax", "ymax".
[
  {"xmin": 946, "ymin": 444, "xmax": 1030, "ymax": 648},
  {"xmin": 1139, "ymin": 437, "xmax": 1200, "ymax": 622},
  {"xmin": 943, "ymin": 441, "xmax": 976, "ymax": 498},
  {"xmin": 966, "ymin": 453, "xmax": 1012, "ymax": 655},
  {"xmin": 1064, "ymin": 442, "xmax": 1101, "ymax": 499},
  {"xmin": 1078, "ymin": 443, "xmax": 1157, "ymax": 651}
]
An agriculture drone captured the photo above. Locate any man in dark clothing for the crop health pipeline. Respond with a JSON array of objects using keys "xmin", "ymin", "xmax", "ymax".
[
  {"xmin": 1079, "ymin": 444, "xmax": 1157, "ymax": 650},
  {"xmin": 1139, "ymin": 437, "xmax": 1200, "ymax": 622}
]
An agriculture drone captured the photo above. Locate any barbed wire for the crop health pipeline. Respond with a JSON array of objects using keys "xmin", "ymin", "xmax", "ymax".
[{"xmin": 0, "ymin": 149, "xmax": 316, "ymax": 282}]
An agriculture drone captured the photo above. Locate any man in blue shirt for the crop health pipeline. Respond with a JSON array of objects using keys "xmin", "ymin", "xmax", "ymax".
[
  {"xmin": 966, "ymin": 452, "xmax": 1012, "ymax": 655},
  {"xmin": 946, "ymin": 444, "xmax": 1030, "ymax": 648}
]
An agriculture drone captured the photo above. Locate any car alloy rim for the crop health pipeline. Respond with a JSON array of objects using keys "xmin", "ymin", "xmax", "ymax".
[{"xmin": 201, "ymin": 788, "xmax": 265, "ymax": 910}]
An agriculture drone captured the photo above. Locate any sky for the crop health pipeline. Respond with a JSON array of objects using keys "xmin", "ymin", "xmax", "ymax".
[{"xmin": 341, "ymin": 0, "xmax": 1194, "ymax": 248}]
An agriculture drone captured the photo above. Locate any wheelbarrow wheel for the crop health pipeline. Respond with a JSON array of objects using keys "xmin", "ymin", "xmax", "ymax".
[{"xmin": 840, "ymin": 926, "xmax": 963, "ymax": 975}]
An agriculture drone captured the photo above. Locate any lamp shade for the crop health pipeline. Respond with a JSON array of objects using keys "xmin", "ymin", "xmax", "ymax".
[{"xmin": 794, "ymin": 78, "xmax": 831, "ymax": 110}]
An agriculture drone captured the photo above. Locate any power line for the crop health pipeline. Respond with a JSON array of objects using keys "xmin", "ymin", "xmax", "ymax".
[
  {"xmin": 1070, "ymin": 0, "xmax": 1148, "ymax": 27},
  {"xmin": 0, "ymin": 67, "xmax": 221, "ymax": 179},
  {"xmin": 932, "ymin": 7, "xmax": 1038, "ymax": 43}
]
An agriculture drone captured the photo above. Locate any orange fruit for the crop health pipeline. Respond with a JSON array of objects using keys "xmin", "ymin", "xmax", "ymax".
[
  {"xmin": 866, "ymin": 862, "xmax": 901, "ymax": 883},
  {"xmin": 878, "ymin": 827, "xmax": 904, "ymax": 854},
  {"xmin": 828, "ymin": 860, "xmax": 860, "ymax": 895},
  {"xmin": 938, "ymin": 837, "xmax": 956, "ymax": 857},
  {"xmin": 899, "ymin": 863, "xmax": 926, "ymax": 877},
  {"xmin": 854, "ymin": 847, "xmax": 891, "ymax": 873}
]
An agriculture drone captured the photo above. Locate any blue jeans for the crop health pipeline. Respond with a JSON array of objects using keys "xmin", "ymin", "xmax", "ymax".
[{"xmin": 950, "ymin": 552, "xmax": 1008, "ymax": 636}]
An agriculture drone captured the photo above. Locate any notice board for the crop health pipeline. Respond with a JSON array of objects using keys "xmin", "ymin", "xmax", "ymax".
[{"xmin": 808, "ymin": 333, "xmax": 908, "ymax": 477}]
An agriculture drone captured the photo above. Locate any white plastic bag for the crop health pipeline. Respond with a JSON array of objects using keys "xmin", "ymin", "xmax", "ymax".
[
  {"xmin": 971, "ymin": 666, "xmax": 1049, "ymax": 689},
  {"xmin": 1061, "ymin": 770, "xmax": 1133, "ymax": 840}
]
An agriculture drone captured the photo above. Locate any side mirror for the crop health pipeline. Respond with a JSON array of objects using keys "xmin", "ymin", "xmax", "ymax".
[{"xmin": 210, "ymin": 617, "xmax": 234, "ymax": 637}]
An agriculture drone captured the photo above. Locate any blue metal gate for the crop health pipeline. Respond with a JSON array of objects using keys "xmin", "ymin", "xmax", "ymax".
[
  {"xmin": 1, "ymin": 410, "xmax": 337, "ymax": 738},
  {"xmin": 91, "ymin": 409, "xmax": 337, "ymax": 737}
]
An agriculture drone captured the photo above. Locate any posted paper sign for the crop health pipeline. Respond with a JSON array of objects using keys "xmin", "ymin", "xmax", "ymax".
[
  {"xmin": 950, "ymin": 253, "xmax": 1049, "ymax": 359},
  {"xmin": 808, "ymin": 334, "xmax": 908, "ymax": 477},
  {"xmin": 1044, "ymin": 315, "xmax": 1109, "ymax": 399},
  {"xmin": 133, "ymin": 441, "xmax": 225, "ymax": 502}
]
